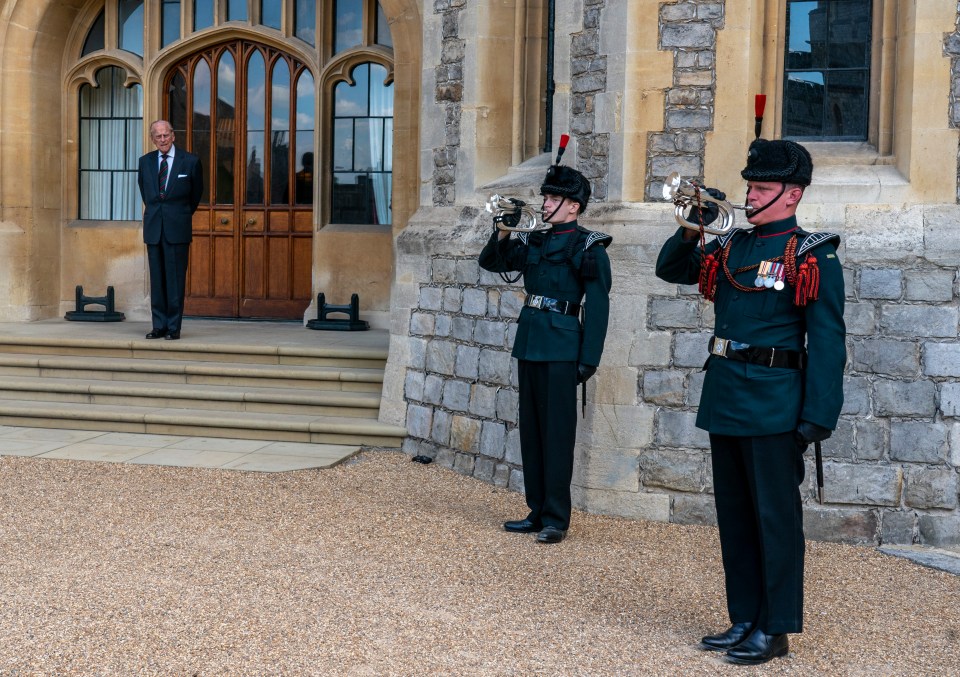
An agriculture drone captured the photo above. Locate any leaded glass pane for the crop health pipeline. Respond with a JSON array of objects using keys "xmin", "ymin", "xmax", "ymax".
[
  {"xmin": 192, "ymin": 59, "xmax": 212, "ymax": 203},
  {"xmin": 246, "ymin": 51, "xmax": 266, "ymax": 204},
  {"xmin": 376, "ymin": 2, "xmax": 393, "ymax": 48},
  {"xmin": 295, "ymin": 0, "xmax": 317, "ymax": 45},
  {"xmin": 271, "ymin": 60, "xmax": 291, "ymax": 205},
  {"xmin": 783, "ymin": 0, "xmax": 870, "ymax": 140},
  {"xmin": 333, "ymin": 119, "xmax": 353, "ymax": 172},
  {"xmin": 823, "ymin": 70, "xmax": 868, "ymax": 137},
  {"xmin": 216, "ymin": 52, "xmax": 237, "ymax": 205},
  {"xmin": 383, "ymin": 118, "xmax": 393, "ymax": 172},
  {"xmin": 295, "ymin": 71, "xmax": 315, "ymax": 205},
  {"xmin": 369, "ymin": 64, "xmax": 392, "ymax": 116},
  {"xmin": 118, "ymin": 0, "xmax": 144, "ymax": 56},
  {"xmin": 169, "ymin": 72, "xmax": 188, "ymax": 137},
  {"xmin": 262, "ymin": 0, "xmax": 281, "ymax": 30},
  {"xmin": 82, "ymin": 10, "xmax": 105, "ymax": 55},
  {"xmin": 331, "ymin": 62, "xmax": 393, "ymax": 225},
  {"xmin": 334, "ymin": 0, "xmax": 363, "ymax": 54},
  {"xmin": 335, "ymin": 64, "xmax": 368, "ymax": 117},
  {"xmin": 227, "ymin": 0, "xmax": 248, "ymax": 22},
  {"xmin": 161, "ymin": 0, "xmax": 181, "ymax": 47},
  {"xmin": 79, "ymin": 67, "xmax": 143, "ymax": 220},
  {"xmin": 194, "ymin": 0, "xmax": 214, "ymax": 30},
  {"xmin": 783, "ymin": 72, "xmax": 825, "ymax": 137}
]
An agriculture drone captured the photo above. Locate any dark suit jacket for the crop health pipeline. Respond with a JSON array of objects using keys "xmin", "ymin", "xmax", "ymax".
[{"xmin": 137, "ymin": 146, "xmax": 204, "ymax": 245}]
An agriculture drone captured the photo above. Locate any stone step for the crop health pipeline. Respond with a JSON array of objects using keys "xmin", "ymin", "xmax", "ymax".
[
  {"xmin": 0, "ymin": 335, "xmax": 388, "ymax": 369},
  {"xmin": 0, "ymin": 325, "xmax": 406, "ymax": 447},
  {"xmin": 0, "ymin": 399, "xmax": 407, "ymax": 447},
  {"xmin": 0, "ymin": 354, "xmax": 384, "ymax": 392},
  {"xmin": 0, "ymin": 376, "xmax": 381, "ymax": 418}
]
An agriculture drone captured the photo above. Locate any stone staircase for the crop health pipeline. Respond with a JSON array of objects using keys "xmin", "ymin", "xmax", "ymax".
[{"xmin": 0, "ymin": 332, "xmax": 407, "ymax": 446}]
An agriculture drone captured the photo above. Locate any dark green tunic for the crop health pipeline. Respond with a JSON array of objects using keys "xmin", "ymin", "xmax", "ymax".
[
  {"xmin": 479, "ymin": 224, "xmax": 612, "ymax": 367},
  {"xmin": 655, "ymin": 216, "xmax": 846, "ymax": 435}
]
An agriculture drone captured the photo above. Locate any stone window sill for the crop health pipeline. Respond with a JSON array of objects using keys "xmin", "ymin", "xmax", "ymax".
[{"xmin": 803, "ymin": 143, "xmax": 908, "ymax": 204}]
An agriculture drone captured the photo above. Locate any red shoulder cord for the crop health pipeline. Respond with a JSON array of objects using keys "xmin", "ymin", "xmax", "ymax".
[
  {"xmin": 793, "ymin": 250, "xmax": 820, "ymax": 306},
  {"xmin": 700, "ymin": 233, "xmax": 814, "ymax": 304}
]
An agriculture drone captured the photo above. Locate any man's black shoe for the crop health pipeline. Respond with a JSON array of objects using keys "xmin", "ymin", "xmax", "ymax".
[
  {"xmin": 145, "ymin": 329, "xmax": 166, "ymax": 339},
  {"xmin": 698, "ymin": 622, "xmax": 754, "ymax": 652},
  {"xmin": 724, "ymin": 629, "xmax": 788, "ymax": 665},
  {"xmin": 503, "ymin": 519, "xmax": 540, "ymax": 533},
  {"xmin": 164, "ymin": 331, "xmax": 181, "ymax": 341},
  {"xmin": 536, "ymin": 526, "xmax": 566, "ymax": 543}
]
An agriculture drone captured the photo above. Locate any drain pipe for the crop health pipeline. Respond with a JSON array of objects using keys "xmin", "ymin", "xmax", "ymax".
[{"xmin": 542, "ymin": 0, "xmax": 555, "ymax": 153}]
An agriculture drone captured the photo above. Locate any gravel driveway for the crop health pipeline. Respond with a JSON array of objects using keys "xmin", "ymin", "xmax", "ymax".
[{"xmin": 0, "ymin": 451, "xmax": 956, "ymax": 675}]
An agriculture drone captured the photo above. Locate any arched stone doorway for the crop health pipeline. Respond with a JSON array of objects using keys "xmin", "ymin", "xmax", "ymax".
[{"xmin": 167, "ymin": 40, "xmax": 316, "ymax": 319}]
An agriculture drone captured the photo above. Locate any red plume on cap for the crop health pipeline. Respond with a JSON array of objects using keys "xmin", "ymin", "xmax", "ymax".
[
  {"xmin": 754, "ymin": 94, "xmax": 766, "ymax": 140},
  {"xmin": 555, "ymin": 134, "xmax": 570, "ymax": 165}
]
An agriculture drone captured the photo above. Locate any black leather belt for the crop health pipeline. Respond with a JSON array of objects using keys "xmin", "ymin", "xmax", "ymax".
[
  {"xmin": 524, "ymin": 294, "xmax": 581, "ymax": 317},
  {"xmin": 708, "ymin": 336, "xmax": 806, "ymax": 370}
]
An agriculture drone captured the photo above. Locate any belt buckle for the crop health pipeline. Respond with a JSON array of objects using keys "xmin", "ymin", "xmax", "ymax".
[
  {"xmin": 529, "ymin": 295, "xmax": 544, "ymax": 309},
  {"xmin": 711, "ymin": 338, "xmax": 728, "ymax": 357}
]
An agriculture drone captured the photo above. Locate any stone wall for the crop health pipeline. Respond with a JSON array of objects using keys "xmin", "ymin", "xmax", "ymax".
[
  {"xmin": 432, "ymin": 0, "xmax": 466, "ymax": 206},
  {"xmin": 646, "ymin": 0, "xmax": 723, "ymax": 200},
  {"xmin": 398, "ymin": 209, "xmax": 525, "ymax": 490},
  {"xmin": 946, "ymin": 4, "xmax": 960, "ymax": 201},
  {"xmin": 571, "ymin": 0, "xmax": 610, "ymax": 201},
  {"xmin": 382, "ymin": 1, "xmax": 960, "ymax": 549},
  {"xmin": 393, "ymin": 202, "xmax": 960, "ymax": 549}
]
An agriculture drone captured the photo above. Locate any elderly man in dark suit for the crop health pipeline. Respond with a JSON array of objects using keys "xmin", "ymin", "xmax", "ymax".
[{"xmin": 137, "ymin": 120, "xmax": 204, "ymax": 340}]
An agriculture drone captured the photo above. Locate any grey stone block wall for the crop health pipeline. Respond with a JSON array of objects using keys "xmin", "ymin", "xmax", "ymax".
[
  {"xmin": 432, "ymin": 0, "xmax": 466, "ymax": 206},
  {"xmin": 388, "ymin": 2, "xmax": 960, "ymax": 550},
  {"xmin": 396, "ymin": 204, "xmax": 960, "ymax": 549},
  {"xmin": 401, "ymin": 216, "xmax": 522, "ymax": 488},
  {"xmin": 647, "ymin": 0, "xmax": 724, "ymax": 200},
  {"xmin": 571, "ymin": 0, "xmax": 610, "ymax": 202},
  {"xmin": 945, "ymin": 6, "xmax": 960, "ymax": 201}
]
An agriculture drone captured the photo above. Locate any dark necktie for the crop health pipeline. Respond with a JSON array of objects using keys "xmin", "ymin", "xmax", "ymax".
[{"xmin": 158, "ymin": 154, "xmax": 169, "ymax": 197}]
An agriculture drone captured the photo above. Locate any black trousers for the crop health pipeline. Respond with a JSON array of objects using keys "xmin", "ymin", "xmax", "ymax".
[
  {"xmin": 146, "ymin": 237, "xmax": 190, "ymax": 334},
  {"xmin": 517, "ymin": 360, "xmax": 578, "ymax": 530},
  {"xmin": 709, "ymin": 431, "xmax": 806, "ymax": 634}
]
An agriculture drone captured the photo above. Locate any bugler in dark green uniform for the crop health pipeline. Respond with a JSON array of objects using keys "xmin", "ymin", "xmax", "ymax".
[
  {"xmin": 479, "ymin": 152, "xmax": 611, "ymax": 544},
  {"xmin": 656, "ymin": 139, "xmax": 845, "ymax": 665}
]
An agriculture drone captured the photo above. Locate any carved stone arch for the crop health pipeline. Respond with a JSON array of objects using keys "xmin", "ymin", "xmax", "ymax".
[
  {"xmin": 321, "ymin": 47, "xmax": 395, "ymax": 88},
  {"xmin": 144, "ymin": 25, "xmax": 321, "ymax": 128},
  {"xmin": 65, "ymin": 54, "xmax": 143, "ymax": 90}
]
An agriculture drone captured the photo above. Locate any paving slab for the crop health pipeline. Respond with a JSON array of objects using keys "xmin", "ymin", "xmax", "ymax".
[
  {"xmin": 0, "ymin": 426, "xmax": 360, "ymax": 471},
  {"xmin": 879, "ymin": 545, "xmax": 960, "ymax": 576}
]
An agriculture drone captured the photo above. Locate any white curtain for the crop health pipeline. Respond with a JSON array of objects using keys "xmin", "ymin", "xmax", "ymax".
[
  {"xmin": 367, "ymin": 64, "xmax": 393, "ymax": 225},
  {"xmin": 79, "ymin": 67, "xmax": 143, "ymax": 220}
]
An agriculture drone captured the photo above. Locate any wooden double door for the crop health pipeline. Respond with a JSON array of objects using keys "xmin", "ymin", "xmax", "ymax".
[{"xmin": 167, "ymin": 40, "xmax": 315, "ymax": 319}]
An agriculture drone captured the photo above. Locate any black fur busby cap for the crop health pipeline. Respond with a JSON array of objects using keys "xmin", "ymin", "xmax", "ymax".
[
  {"xmin": 741, "ymin": 139, "xmax": 813, "ymax": 186},
  {"xmin": 540, "ymin": 164, "xmax": 592, "ymax": 213}
]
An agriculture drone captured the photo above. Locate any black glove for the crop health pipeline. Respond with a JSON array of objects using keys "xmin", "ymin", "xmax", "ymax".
[
  {"xmin": 492, "ymin": 197, "xmax": 526, "ymax": 231},
  {"xmin": 796, "ymin": 421, "xmax": 832, "ymax": 447},
  {"xmin": 576, "ymin": 364, "xmax": 597, "ymax": 385},
  {"xmin": 494, "ymin": 210, "xmax": 521, "ymax": 231},
  {"xmin": 691, "ymin": 187, "xmax": 726, "ymax": 226}
]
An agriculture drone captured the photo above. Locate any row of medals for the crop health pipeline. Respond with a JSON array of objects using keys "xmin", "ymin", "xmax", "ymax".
[{"xmin": 755, "ymin": 260, "xmax": 785, "ymax": 290}]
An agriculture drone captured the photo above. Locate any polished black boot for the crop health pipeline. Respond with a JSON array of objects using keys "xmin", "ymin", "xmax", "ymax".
[
  {"xmin": 725, "ymin": 629, "xmax": 789, "ymax": 665},
  {"xmin": 503, "ymin": 518, "xmax": 541, "ymax": 533},
  {"xmin": 698, "ymin": 622, "xmax": 754, "ymax": 652}
]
